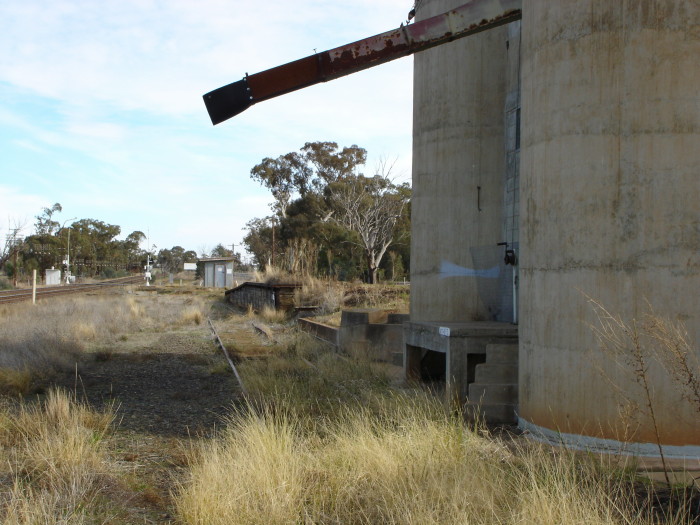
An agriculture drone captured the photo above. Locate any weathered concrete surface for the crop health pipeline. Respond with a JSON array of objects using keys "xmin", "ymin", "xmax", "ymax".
[
  {"xmin": 404, "ymin": 321, "xmax": 517, "ymax": 404},
  {"xmin": 299, "ymin": 310, "xmax": 408, "ymax": 363},
  {"xmin": 297, "ymin": 318, "xmax": 339, "ymax": 346},
  {"xmin": 411, "ymin": 0, "xmax": 509, "ymax": 322},
  {"xmin": 467, "ymin": 342, "xmax": 519, "ymax": 424},
  {"xmin": 339, "ymin": 310, "xmax": 406, "ymax": 362},
  {"xmin": 519, "ymin": 0, "xmax": 700, "ymax": 447}
]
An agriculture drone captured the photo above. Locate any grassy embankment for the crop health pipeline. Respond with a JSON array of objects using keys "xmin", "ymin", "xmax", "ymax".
[
  {"xmin": 0, "ymin": 280, "xmax": 696, "ymax": 524},
  {"xmin": 0, "ymin": 286, "xmax": 211, "ymax": 522},
  {"xmin": 177, "ymin": 279, "xmax": 697, "ymax": 525},
  {"xmin": 176, "ymin": 333, "xmax": 697, "ymax": 525}
]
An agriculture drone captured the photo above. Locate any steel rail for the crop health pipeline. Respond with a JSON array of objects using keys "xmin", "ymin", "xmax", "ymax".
[
  {"xmin": 207, "ymin": 317, "xmax": 248, "ymax": 396},
  {"xmin": 0, "ymin": 276, "xmax": 143, "ymax": 305}
]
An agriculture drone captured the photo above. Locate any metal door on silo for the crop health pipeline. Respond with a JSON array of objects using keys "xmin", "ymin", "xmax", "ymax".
[{"xmin": 215, "ymin": 264, "xmax": 226, "ymax": 288}]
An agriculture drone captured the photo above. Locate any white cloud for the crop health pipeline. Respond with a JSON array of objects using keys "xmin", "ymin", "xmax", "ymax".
[
  {"xmin": 0, "ymin": 0, "xmax": 414, "ymax": 253},
  {"xmin": 10, "ymin": 139, "xmax": 46, "ymax": 154},
  {"xmin": 0, "ymin": 1, "xmax": 407, "ymax": 114},
  {"xmin": 0, "ymin": 186, "xmax": 47, "ymax": 238}
]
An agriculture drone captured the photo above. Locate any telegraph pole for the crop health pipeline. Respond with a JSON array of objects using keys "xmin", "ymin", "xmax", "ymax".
[
  {"xmin": 60, "ymin": 218, "xmax": 77, "ymax": 284},
  {"xmin": 6, "ymin": 229, "xmax": 23, "ymax": 288},
  {"xmin": 271, "ymin": 221, "xmax": 275, "ymax": 269},
  {"xmin": 13, "ymin": 243, "xmax": 18, "ymax": 288}
]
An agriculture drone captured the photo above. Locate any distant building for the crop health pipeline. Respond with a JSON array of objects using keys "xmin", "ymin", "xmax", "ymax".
[
  {"xmin": 199, "ymin": 257, "xmax": 235, "ymax": 288},
  {"xmin": 45, "ymin": 268, "xmax": 61, "ymax": 286}
]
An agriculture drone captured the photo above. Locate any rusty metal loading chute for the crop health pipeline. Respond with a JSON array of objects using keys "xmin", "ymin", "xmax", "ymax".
[{"xmin": 203, "ymin": 0, "xmax": 521, "ymax": 125}]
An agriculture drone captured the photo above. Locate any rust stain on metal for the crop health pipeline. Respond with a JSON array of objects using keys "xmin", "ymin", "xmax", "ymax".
[{"xmin": 205, "ymin": 0, "xmax": 522, "ymax": 124}]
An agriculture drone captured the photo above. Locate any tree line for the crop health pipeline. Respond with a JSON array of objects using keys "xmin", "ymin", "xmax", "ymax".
[
  {"xmin": 0, "ymin": 203, "xmax": 247, "ymax": 283},
  {"xmin": 1, "ymin": 141, "xmax": 410, "ymax": 285},
  {"xmin": 243, "ymin": 141, "xmax": 411, "ymax": 283}
]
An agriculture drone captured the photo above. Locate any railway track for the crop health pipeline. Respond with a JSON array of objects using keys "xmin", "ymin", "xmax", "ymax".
[
  {"xmin": 207, "ymin": 317, "xmax": 247, "ymax": 396},
  {"xmin": 0, "ymin": 275, "xmax": 144, "ymax": 305}
]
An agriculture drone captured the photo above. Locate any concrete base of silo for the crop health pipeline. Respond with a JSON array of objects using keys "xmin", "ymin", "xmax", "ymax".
[{"xmin": 404, "ymin": 322, "xmax": 518, "ymax": 423}]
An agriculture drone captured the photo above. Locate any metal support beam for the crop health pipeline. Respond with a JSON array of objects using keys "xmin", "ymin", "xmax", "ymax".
[{"xmin": 204, "ymin": 0, "xmax": 522, "ymax": 124}]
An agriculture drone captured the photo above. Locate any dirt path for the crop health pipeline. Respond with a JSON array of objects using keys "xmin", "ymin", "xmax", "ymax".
[
  {"xmin": 45, "ymin": 312, "xmax": 248, "ymax": 523},
  {"xmin": 53, "ymin": 330, "xmax": 243, "ymax": 437}
]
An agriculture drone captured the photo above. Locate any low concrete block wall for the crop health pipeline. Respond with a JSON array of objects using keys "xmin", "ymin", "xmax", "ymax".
[
  {"xmin": 298, "ymin": 318, "xmax": 339, "ymax": 346},
  {"xmin": 299, "ymin": 309, "xmax": 408, "ymax": 365}
]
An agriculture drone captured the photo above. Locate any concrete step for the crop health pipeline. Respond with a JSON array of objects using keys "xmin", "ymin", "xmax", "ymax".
[
  {"xmin": 485, "ymin": 343, "xmax": 518, "ymax": 364},
  {"xmin": 465, "ymin": 401, "xmax": 518, "ymax": 425},
  {"xmin": 468, "ymin": 383, "xmax": 518, "ymax": 405},
  {"xmin": 475, "ymin": 363, "xmax": 518, "ymax": 384}
]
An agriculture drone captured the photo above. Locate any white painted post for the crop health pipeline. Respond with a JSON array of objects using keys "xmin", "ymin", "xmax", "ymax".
[{"xmin": 32, "ymin": 269, "xmax": 37, "ymax": 304}]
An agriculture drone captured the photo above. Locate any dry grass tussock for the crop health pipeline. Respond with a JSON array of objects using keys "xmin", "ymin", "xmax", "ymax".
[
  {"xmin": 294, "ymin": 277, "xmax": 345, "ymax": 314},
  {"xmin": 258, "ymin": 305, "xmax": 288, "ymax": 324},
  {"xmin": 588, "ymin": 297, "xmax": 700, "ymax": 482},
  {"xmin": 0, "ymin": 388, "xmax": 115, "ymax": 524},
  {"xmin": 343, "ymin": 282, "xmax": 409, "ymax": 311},
  {"xmin": 588, "ymin": 298, "xmax": 699, "ymax": 412},
  {"xmin": 295, "ymin": 277, "xmax": 409, "ymax": 314},
  {"xmin": 179, "ymin": 330, "xmax": 693, "ymax": 524},
  {"xmin": 176, "ymin": 396, "xmax": 684, "ymax": 525},
  {"xmin": 254, "ymin": 266, "xmax": 298, "ymax": 285},
  {"xmin": 238, "ymin": 331, "xmax": 393, "ymax": 421},
  {"xmin": 178, "ymin": 297, "xmax": 206, "ymax": 326}
]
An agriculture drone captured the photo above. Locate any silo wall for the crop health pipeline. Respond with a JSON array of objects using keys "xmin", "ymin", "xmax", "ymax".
[
  {"xmin": 519, "ymin": 0, "xmax": 700, "ymax": 452},
  {"xmin": 411, "ymin": 0, "xmax": 509, "ymax": 322}
]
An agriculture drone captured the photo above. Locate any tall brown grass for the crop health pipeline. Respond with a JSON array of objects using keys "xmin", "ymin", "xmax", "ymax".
[
  {"xmin": 343, "ymin": 282, "xmax": 410, "ymax": 310},
  {"xmin": 294, "ymin": 277, "xmax": 345, "ymax": 314},
  {"xmin": 258, "ymin": 305, "xmax": 288, "ymax": 324},
  {"xmin": 177, "ymin": 329, "xmax": 694, "ymax": 525},
  {"xmin": 253, "ymin": 266, "xmax": 297, "ymax": 285},
  {"xmin": 238, "ymin": 331, "xmax": 391, "ymax": 421},
  {"xmin": 588, "ymin": 298, "xmax": 700, "ymax": 484},
  {"xmin": 0, "ymin": 294, "xmax": 210, "ymax": 393},
  {"xmin": 176, "ymin": 395, "xmax": 685, "ymax": 525},
  {"xmin": 178, "ymin": 297, "xmax": 206, "ymax": 325},
  {"xmin": 588, "ymin": 298, "xmax": 700, "ymax": 414},
  {"xmin": 0, "ymin": 389, "xmax": 115, "ymax": 524}
]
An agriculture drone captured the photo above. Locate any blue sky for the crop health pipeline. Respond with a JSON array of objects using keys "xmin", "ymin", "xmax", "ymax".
[{"xmin": 0, "ymin": 0, "xmax": 414, "ymax": 259}]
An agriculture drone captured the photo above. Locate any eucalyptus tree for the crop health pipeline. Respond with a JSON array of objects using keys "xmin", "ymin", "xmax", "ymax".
[
  {"xmin": 248, "ymin": 143, "xmax": 410, "ymax": 282},
  {"xmin": 326, "ymin": 171, "xmax": 410, "ymax": 284}
]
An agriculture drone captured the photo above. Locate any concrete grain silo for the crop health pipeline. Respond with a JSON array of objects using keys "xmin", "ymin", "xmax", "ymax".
[
  {"xmin": 410, "ymin": 0, "xmax": 511, "ymax": 324},
  {"xmin": 202, "ymin": 0, "xmax": 699, "ymax": 458},
  {"xmin": 407, "ymin": 0, "xmax": 699, "ymax": 456},
  {"xmin": 518, "ymin": 0, "xmax": 700, "ymax": 455},
  {"xmin": 405, "ymin": 0, "xmax": 522, "ymax": 420}
]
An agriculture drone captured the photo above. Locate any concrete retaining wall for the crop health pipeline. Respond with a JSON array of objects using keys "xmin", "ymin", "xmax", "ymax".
[
  {"xmin": 298, "ymin": 318, "xmax": 339, "ymax": 346},
  {"xmin": 299, "ymin": 310, "xmax": 408, "ymax": 365}
]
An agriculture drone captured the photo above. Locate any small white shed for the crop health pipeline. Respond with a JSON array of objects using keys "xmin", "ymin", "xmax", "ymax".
[
  {"xmin": 45, "ymin": 268, "xmax": 61, "ymax": 286},
  {"xmin": 199, "ymin": 257, "xmax": 235, "ymax": 288}
]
